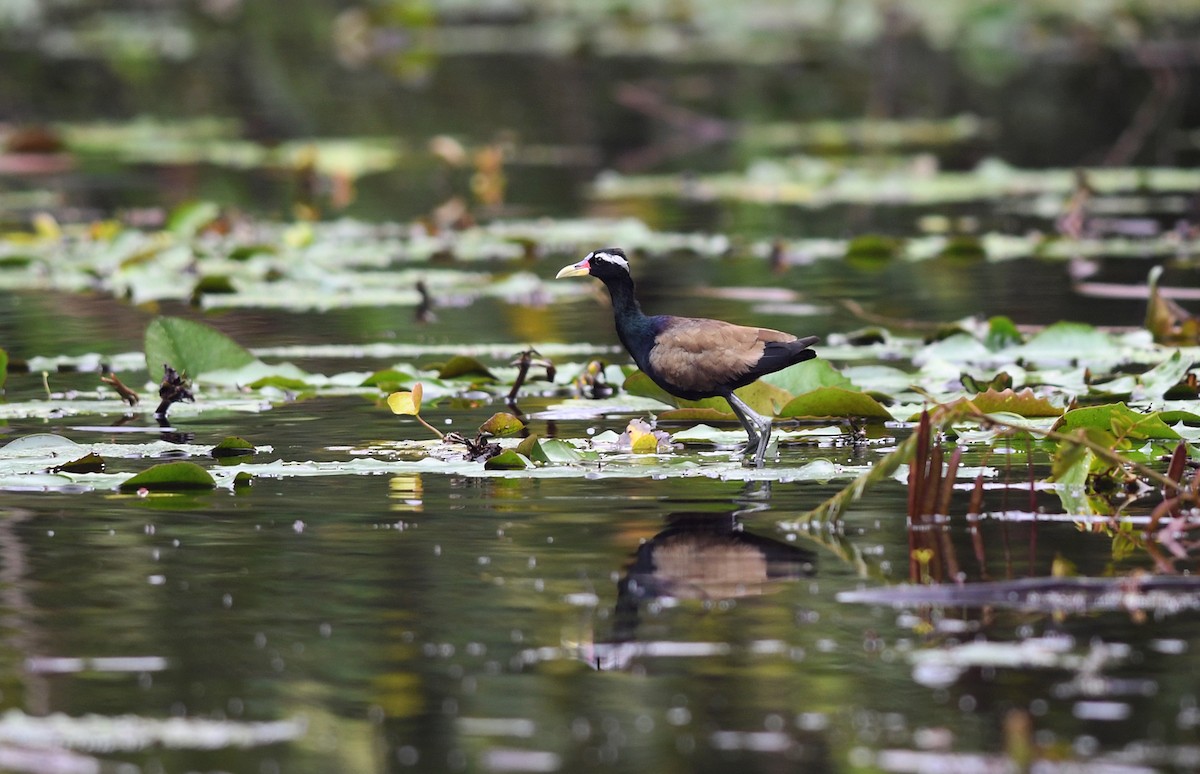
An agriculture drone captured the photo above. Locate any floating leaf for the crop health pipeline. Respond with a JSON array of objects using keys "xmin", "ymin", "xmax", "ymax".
[
  {"xmin": 1052, "ymin": 403, "xmax": 1179, "ymax": 441},
  {"xmin": 483, "ymin": 450, "xmax": 533, "ymax": 470},
  {"xmin": 1, "ymin": 434, "xmax": 86, "ymax": 455},
  {"xmin": 845, "ymin": 234, "xmax": 900, "ymax": 262},
  {"xmin": 529, "ymin": 439, "xmax": 582, "ymax": 463},
  {"xmin": 246, "ymin": 375, "xmax": 311, "ymax": 391},
  {"xmin": 622, "ymin": 371, "xmax": 679, "ymax": 406},
  {"xmin": 211, "ymin": 436, "xmax": 256, "ymax": 459},
  {"xmin": 1145, "ymin": 266, "xmax": 1200, "ymax": 345},
  {"xmin": 51, "ymin": 453, "xmax": 106, "ymax": 474},
  {"xmin": 630, "ymin": 431, "xmax": 660, "ymax": 454},
  {"xmin": 778, "ymin": 387, "xmax": 892, "ymax": 420},
  {"xmin": 761, "ymin": 358, "xmax": 856, "ymax": 395},
  {"xmin": 479, "ymin": 412, "xmax": 524, "ymax": 437},
  {"xmin": 968, "ymin": 388, "xmax": 1062, "ymax": 417},
  {"xmin": 1013, "ymin": 322, "xmax": 1116, "ymax": 364},
  {"xmin": 939, "ymin": 235, "xmax": 985, "ymax": 261},
  {"xmin": 387, "ymin": 384, "xmax": 424, "ymax": 416},
  {"xmin": 657, "ymin": 407, "xmax": 735, "ymax": 422},
  {"xmin": 144, "ymin": 317, "xmax": 257, "ymax": 378},
  {"xmin": 167, "ymin": 200, "xmax": 221, "ymax": 238},
  {"xmin": 623, "ymin": 371, "xmax": 790, "ymax": 416},
  {"xmin": 191, "ymin": 275, "xmax": 237, "ymax": 303},
  {"xmin": 985, "ymin": 316, "xmax": 1023, "ymax": 350},
  {"xmin": 228, "ymin": 244, "xmax": 276, "ymax": 261},
  {"xmin": 437, "ymin": 356, "xmax": 496, "ymax": 381},
  {"xmin": 118, "ymin": 461, "xmax": 216, "ymax": 491},
  {"xmin": 623, "ymin": 419, "xmax": 671, "ymax": 453},
  {"xmin": 362, "ymin": 368, "xmax": 420, "ymax": 391},
  {"xmin": 514, "ymin": 434, "xmax": 539, "ymax": 457},
  {"xmin": 1132, "ymin": 350, "xmax": 1194, "ymax": 403}
]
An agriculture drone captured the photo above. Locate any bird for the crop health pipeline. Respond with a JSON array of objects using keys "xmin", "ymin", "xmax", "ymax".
[{"xmin": 556, "ymin": 248, "xmax": 818, "ymax": 467}]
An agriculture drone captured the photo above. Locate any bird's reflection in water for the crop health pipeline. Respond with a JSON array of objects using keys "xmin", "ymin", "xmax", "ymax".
[{"xmin": 589, "ymin": 482, "xmax": 816, "ymax": 671}]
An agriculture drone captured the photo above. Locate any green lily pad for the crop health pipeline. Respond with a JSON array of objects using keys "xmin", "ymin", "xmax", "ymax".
[
  {"xmin": 437, "ymin": 356, "xmax": 497, "ymax": 381},
  {"xmin": 529, "ymin": 439, "xmax": 583, "ymax": 464},
  {"xmin": 778, "ymin": 387, "xmax": 893, "ymax": 420},
  {"xmin": 985, "ymin": 315, "xmax": 1023, "ymax": 350},
  {"xmin": 1, "ymin": 433, "xmax": 86, "ymax": 455},
  {"xmin": 362, "ymin": 368, "xmax": 421, "ymax": 391},
  {"xmin": 845, "ymin": 234, "xmax": 900, "ymax": 262},
  {"xmin": 479, "ymin": 412, "xmax": 524, "ymax": 437},
  {"xmin": 939, "ymin": 235, "xmax": 986, "ymax": 261},
  {"xmin": 483, "ymin": 450, "xmax": 533, "ymax": 470},
  {"xmin": 1052, "ymin": 403, "xmax": 1180, "ymax": 441},
  {"xmin": 144, "ymin": 316, "xmax": 257, "ymax": 378},
  {"xmin": 622, "ymin": 371, "xmax": 791, "ymax": 415},
  {"xmin": 1013, "ymin": 322, "xmax": 1117, "ymax": 363},
  {"xmin": 657, "ymin": 407, "xmax": 735, "ymax": 422},
  {"xmin": 760, "ymin": 358, "xmax": 856, "ymax": 395},
  {"xmin": 211, "ymin": 436, "xmax": 256, "ymax": 459},
  {"xmin": 167, "ymin": 200, "xmax": 221, "ymax": 238},
  {"xmin": 1161, "ymin": 410, "xmax": 1200, "ymax": 425},
  {"xmin": 968, "ymin": 388, "xmax": 1062, "ymax": 417},
  {"xmin": 118, "ymin": 461, "xmax": 216, "ymax": 491},
  {"xmin": 191, "ymin": 275, "xmax": 237, "ymax": 301},
  {"xmin": 52, "ymin": 453, "xmax": 106, "ymax": 474}
]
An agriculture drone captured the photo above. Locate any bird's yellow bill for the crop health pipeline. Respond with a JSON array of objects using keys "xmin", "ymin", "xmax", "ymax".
[{"xmin": 555, "ymin": 259, "xmax": 590, "ymax": 278}]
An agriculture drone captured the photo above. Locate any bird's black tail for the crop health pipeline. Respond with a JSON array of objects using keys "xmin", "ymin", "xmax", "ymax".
[{"xmin": 753, "ymin": 335, "xmax": 819, "ymax": 377}]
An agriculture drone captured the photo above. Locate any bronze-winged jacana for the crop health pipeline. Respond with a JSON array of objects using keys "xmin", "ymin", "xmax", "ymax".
[{"xmin": 556, "ymin": 248, "xmax": 818, "ymax": 467}]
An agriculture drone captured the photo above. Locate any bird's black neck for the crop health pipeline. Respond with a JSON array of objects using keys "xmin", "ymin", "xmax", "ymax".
[{"xmin": 600, "ymin": 274, "xmax": 656, "ymax": 365}]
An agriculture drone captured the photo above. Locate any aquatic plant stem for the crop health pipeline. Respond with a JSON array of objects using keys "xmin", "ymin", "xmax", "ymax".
[{"xmin": 416, "ymin": 414, "xmax": 445, "ymax": 441}]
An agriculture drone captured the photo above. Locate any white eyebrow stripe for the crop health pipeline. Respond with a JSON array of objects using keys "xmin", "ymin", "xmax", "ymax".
[{"xmin": 592, "ymin": 251, "xmax": 629, "ymax": 270}]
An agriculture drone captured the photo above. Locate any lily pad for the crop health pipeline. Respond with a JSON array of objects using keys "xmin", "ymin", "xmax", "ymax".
[
  {"xmin": 436, "ymin": 355, "xmax": 497, "ymax": 381},
  {"xmin": 778, "ymin": 387, "xmax": 892, "ymax": 420},
  {"xmin": 1, "ymin": 433, "xmax": 87, "ymax": 455},
  {"xmin": 760, "ymin": 358, "xmax": 856, "ymax": 395},
  {"xmin": 167, "ymin": 201, "xmax": 221, "ymax": 238},
  {"xmin": 1053, "ymin": 403, "xmax": 1179, "ymax": 441},
  {"xmin": 529, "ymin": 439, "xmax": 583, "ymax": 464},
  {"xmin": 52, "ymin": 453, "xmax": 106, "ymax": 474},
  {"xmin": 144, "ymin": 316, "xmax": 256, "ymax": 378},
  {"xmin": 1012, "ymin": 322, "xmax": 1118, "ymax": 364},
  {"xmin": 623, "ymin": 371, "xmax": 791, "ymax": 416},
  {"xmin": 966, "ymin": 388, "xmax": 1063, "ymax": 417},
  {"xmin": 483, "ymin": 450, "xmax": 533, "ymax": 470},
  {"xmin": 479, "ymin": 412, "xmax": 524, "ymax": 437},
  {"xmin": 118, "ymin": 461, "xmax": 216, "ymax": 491},
  {"xmin": 984, "ymin": 315, "xmax": 1023, "ymax": 350},
  {"xmin": 657, "ymin": 407, "xmax": 735, "ymax": 422},
  {"xmin": 211, "ymin": 436, "xmax": 256, "ymax": 459}
]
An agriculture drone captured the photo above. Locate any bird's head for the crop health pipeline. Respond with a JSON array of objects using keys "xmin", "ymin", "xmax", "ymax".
[{"xmin": 555, "ymin": 248, "xmax": 630, "ymax": 282}]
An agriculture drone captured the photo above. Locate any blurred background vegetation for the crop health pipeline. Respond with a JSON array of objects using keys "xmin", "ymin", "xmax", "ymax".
[{"xmin": 1, "ymin": 0, "xmax": 1199, "ymax": 224}]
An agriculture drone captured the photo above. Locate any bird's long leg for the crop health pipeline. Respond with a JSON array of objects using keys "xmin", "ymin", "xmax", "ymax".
[{"xmin": 726, "ymin": 392, "xmax": 774, "ymax": 468}]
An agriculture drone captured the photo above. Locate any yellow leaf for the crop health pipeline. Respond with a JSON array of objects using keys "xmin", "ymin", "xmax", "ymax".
[
  {"xmin": 32, "ymin": 212, "xmax": 61, "ymax": 240},
  {"xmin": 626, "ymin": 419, "xmax": 661, "ymax": 454},
  {"xmin": 387, "ymin": 383, "xmax": 423, "ymax": 416},
  {"xmin": 630, "ymin": 433, "xmax": 659, "ymax": 454}
]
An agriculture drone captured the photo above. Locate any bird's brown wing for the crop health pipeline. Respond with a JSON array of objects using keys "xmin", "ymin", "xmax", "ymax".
[{"xmin": 648, "ymin": 318, "xmax": 796, "ymax": 394}]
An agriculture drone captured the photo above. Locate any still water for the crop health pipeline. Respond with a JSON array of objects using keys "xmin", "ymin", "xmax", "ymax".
[
  {"xmin": 1, "ymin": 256, "xmax": 1197, "ymax": 772},
  {"xmin": 3, "ymin": 7, "xmax": 1200, "ymax": 769}
]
